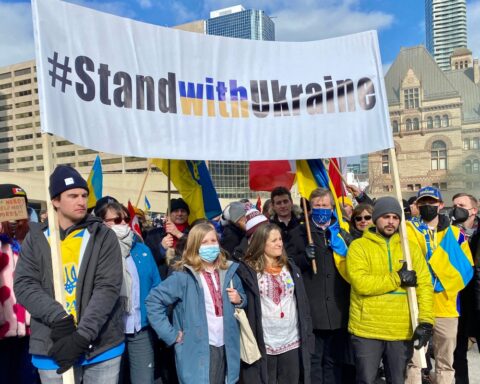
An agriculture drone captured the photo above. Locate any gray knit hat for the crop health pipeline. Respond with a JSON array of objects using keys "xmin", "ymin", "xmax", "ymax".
[
  {"xmin": 372, "ymin": 196, "xmax": 403, "ymax": 223},
  {"xmin": 223, "ymin": 202, "xmax": 246, "ymax": 223}
]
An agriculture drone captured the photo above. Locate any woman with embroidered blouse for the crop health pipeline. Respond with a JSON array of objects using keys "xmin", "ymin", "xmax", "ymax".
[{"xmin": 237, "ymin": 223, "xmax": 313, "ymax": 384}]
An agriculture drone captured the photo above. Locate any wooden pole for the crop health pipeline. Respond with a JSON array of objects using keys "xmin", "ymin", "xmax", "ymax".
[
  {"xmin": 389, "ymin": 147, "xmax": 427, "ymax": 368},
  {"xmin": 135, "ymin": 161, "xmax": 151, "ymax": 207},
  {"xmin": 167, "ymin": 159, "xmax": 171, "ymax": 214},
  {"xmin": 301, "ymin": 197, "xmax": 317, "ymax": 274},
  {"xmin": 41, "ymin": 133, "xmax": 76, "ymax": 383},
  {"xmin": 328, "ymin": 157, "xmax": 349, "ymax": 186}
]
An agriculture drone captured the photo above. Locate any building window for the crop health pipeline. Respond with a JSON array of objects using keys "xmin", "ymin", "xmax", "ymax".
[
  {"xmin": 382, "ymin": 151, "xmax": 390, "ymax": 174},
  {"xmin": 464, "ymin": 139, "xmax": 470, "ymax": 150},
  {"xmin": 473, "ymin": 160, "xmax": 480, "ymax": 174},
  {"xmin": 406, "ymin": 119, "xmax": 413, "ymax": 131},
  {"xmin": 415, "ymin": 183, "xmax": 421, "ymax": 190},
  {"xmin": 413, "ymin": 118, "xmax": 420, "ymax": 130},
  {"xmin": 472, "ymin": 138, "xmax": 479, "ymax": 150},
  {"xmin": 442, "ymin": 115, "xmax": 449, "ymax": 127},
  {"xmin": 404, "ymin": 88, "xmax": 419, "ymax": 109},
  {"xmin": 434, "ymin": 115, "xmax": 441, "ymax": 128},
  {"xmin": 407, "ymin": 184, "xmax": 414, "ymax": 191},
  {"xmin": 431, "ymin": 140, "xmax": 447, "ymax": 170},
  {"xmin": 392, "ymin": 120, "xmax": 399, "ymax": 133},
  {"xmin": 427, "ymin": 116, "xmax": 433, "ymax": 129}
]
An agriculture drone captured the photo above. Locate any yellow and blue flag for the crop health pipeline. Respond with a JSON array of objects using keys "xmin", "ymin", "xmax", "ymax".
[
  {"xmin": 150, "ymin": 159, "xmax": 222, "ymax": 223},
  {"xmin": 87, "ymin": 155, "xmax": 103, "ymax": 209},
  {"xmin": 429, "ymin": 227, "xmax": 473, "ymax": 297},
  {"xmin": 144, "ymin": 195, "xmax": 151, "ymax": 212}
]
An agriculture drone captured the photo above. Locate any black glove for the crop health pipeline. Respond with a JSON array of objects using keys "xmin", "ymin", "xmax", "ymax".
[
  {"xmin": 412, "ymin": 322, "xmax": 433, "ymax": 349},
  {"xmin": 305, "ymin": 244, "xmax": 319, "ymax": 261},
  {"xmin": 397, "ymin": 263, "xmax": 417, "ymax": 287},
  {"xmin": 51, "ymin": 314, "xmax": 76, "ymax": 342},
  {"xmin": 49, "ymin": 331, "xmax": 90, "ymax": 374}
]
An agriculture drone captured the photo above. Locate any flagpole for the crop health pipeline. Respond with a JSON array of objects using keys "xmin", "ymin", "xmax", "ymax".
[
  {"xmin": 327, "ymin": 158, "xmax": 349, "ymax": 187},
  {"xmin": 135, "ymin": 161, "xmax": 151, "ymax": 207},
  {"xmin": 41, "ymin": 133, "xmax": 76, "ymax": 384},
  {"xmin": 389, "ymin": 147, "xmax": 427, "ymax": 368},
  {"xmin": 167, "ymin": 159, "xmax": 171, "ymax": 213},
  {"xmin": 301, "ymin": 197, "xmax": 317, "ymax": 274}
]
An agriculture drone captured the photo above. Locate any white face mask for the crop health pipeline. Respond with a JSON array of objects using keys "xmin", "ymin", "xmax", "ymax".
[{"xmin": 110, "ymin": 224, "xmax": 131, "ymax": 239}]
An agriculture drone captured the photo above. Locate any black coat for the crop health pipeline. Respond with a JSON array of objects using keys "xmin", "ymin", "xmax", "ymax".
[
  {"xmin": 270, "ymin": 214, "xmax": 303, "ymax": 249},
  {"xmin": 221, "ymin": 223, "xmax": 246, "ymax": 257},
  {"xmin": 286, "ymin": 220, "xmax": 351, "ymax": 331},
  {"xmin": 236, "ymin": 260, "xmax": 314, "ymax": 384}
]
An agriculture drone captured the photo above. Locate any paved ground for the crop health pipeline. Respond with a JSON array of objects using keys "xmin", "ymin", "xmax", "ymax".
[{"xmin": 468, "ymin": 345, "xmax": 480, "ymax": 383}]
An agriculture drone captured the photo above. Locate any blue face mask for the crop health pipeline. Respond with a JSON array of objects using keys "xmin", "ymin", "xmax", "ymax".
[
  {"xmin": 199, "ymin": 244, "xmax": 220, "ymax": 263},
  {"xmin": 312, "ymin": 208, "xmax": 332, "ymax": 225}
]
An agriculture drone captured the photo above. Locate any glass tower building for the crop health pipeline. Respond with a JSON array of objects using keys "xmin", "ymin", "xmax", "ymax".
[
  {"xmin": 425, "ymin": 0, "xmax": 467, "ymax": 70},
  {"xmin": 206, "ymin": 6, "xmax": 275, "ymax": 198}
]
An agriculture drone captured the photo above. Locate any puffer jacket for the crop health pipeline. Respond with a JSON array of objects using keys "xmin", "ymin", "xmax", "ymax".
[{"xmin": 347, "ymin": 228, "xmax": 434, "ymax": 341}]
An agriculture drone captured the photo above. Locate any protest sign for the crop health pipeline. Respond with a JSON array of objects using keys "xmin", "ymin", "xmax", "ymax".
[{"xmin": 0, "ymin": 197, "xmax": 28, "ymax": 222}]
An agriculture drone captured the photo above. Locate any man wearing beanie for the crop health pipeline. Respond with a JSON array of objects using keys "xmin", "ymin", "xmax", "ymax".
[
  {"xmin": 405, "ymin": 187, "xmax": 473, "ymax": 384},
  {"xmin": 14, "ymin": 165, "xmax": 124, "ymax": 383},
  {"xmin": 145, "ymin": 197, "xmax": 190, "ymax": 280},
  {"xmin": 287, "ymin": 187, "xmax": 353, "ymax": 383},
  {"xmin": 346, "ymin": 196, "xmax": 433, "ymax": 383}
]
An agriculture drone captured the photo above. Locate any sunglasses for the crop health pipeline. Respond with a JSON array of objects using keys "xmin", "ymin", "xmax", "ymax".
[
  {"xmin": 104, "ymin": 216, "xmax": 131, "ymax": 225},
  {"xmin": 354, "ymin": 215, "xmax": 372, "ymax": 222}
]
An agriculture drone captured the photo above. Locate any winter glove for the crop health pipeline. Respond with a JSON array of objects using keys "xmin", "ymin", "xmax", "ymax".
[
  {"xmin": 50, "ymin": 314, "xmax": 76, "ymax": 342},
  {"xmin": 397, "ymin": 263, "xmax": 417, "ymax": 287},
  {"xmin": 412, "ymin": 322, "xmax": 433, "ymax": 349},
  {"xmin": 305, "ymin": 243, "xmax": 319, "ymax": 261},
  {"xmin": 49, "ymin": 331, "xmax": 90, "ymax": 374}
]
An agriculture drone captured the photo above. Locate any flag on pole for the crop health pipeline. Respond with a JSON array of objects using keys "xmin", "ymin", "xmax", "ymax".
[
  {"xmin": 249, "ymin": 161, "xmax": 296, "ymax": 192},
  {"xmin": 150, "ymin": 159, "xmax": 222, "ymax": 222},
  {"xmin": 144, "ymin": 195, "xmax": 151, "ymax": 212},
  {"xmin": 256, "ymin": 195, "xmax": 262, "ymax": 211},
  {"xmin": 87, "ymin": 155, "xmax": 103, "ymax": 209},
  {"xmin": 328, "ymin": 158, "xmax": 345, "ymax": 198},
  {"xmin": 127, "ymin": 200, "xmax": 143, "ymax": 240}
]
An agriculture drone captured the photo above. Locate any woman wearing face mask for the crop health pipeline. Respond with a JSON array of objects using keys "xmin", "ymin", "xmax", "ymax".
[
  {"xmin": 146, "ymin": 223, "xmax": 246, "ymax": 384},
  {"xmin": 97, "ymin": 201, "xmax": 161, "ymax": 384},
  {"xmin": 350, "ymin": 203, "xmax": 374, "ymax": 240},
  {"xmin": 236, "ymin": 223, "xmax": 313, "ymax": 384}
]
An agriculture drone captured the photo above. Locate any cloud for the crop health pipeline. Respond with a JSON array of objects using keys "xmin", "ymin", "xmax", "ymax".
[
  {"xmin": 201, "ymin": 0, "xmax": 394, "ymax": 41},
  {"xmin": 0, "ymin": 2, "xmax": 35, "ymax": 67},
  {"xmin": 468, "ymin": 0, "xmax": 480, "ymax": 58}
]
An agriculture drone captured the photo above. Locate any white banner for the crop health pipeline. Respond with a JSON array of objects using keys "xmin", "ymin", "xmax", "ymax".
[{"xmin": 32, "ymin": 0, "xmax": 393, "ymax": 160}]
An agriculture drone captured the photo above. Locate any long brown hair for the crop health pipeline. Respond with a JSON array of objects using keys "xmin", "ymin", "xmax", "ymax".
[
  {"xmin": 0, "ymin": 219, "xmax": 29, "ymax": 243},
  {"xmin": 174, "ymin": 222, "xmax": 228, "ymax": 271},
  {"xmin": 244, "ymin": 223, "xmax": 288, "ymax": 273}
]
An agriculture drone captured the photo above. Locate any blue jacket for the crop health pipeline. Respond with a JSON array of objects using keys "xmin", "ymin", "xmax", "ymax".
[
  {"xmin": 146, "ymin": 261, "xmax": 246, "ymax": 384},
  {"xmin": 131, "ymin": 239, "xmax": 161, "ymax": 328}
]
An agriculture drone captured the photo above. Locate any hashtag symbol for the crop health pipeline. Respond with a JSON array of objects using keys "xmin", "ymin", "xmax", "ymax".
[{"xmin": 48, "ymin": 52, "xmax": 72, "ymax": 93}]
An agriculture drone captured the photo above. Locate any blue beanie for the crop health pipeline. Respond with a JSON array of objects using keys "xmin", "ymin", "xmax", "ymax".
[{"xmin": 49, "ymin": 165, "xmax": 89, "ymax": 199}]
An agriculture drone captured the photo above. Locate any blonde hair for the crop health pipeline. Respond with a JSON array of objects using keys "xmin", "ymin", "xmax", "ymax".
[
  {"xmin": 244, "ymin": 223, "xmax": 288, "ymax": 273},
  {"xmin": 174, "ymin": 222, "xmax": 228, "ymax": 271}
]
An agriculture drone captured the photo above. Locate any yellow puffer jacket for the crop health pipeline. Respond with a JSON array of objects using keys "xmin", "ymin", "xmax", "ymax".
[{"xmin": 347, "ymin": 229, "xmax": 434, "ymax": 341}]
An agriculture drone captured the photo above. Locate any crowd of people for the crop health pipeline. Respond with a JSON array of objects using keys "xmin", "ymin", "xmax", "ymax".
[{"xmin": 1, "ymin": 164, "xmax": 480, "ymax": 384}]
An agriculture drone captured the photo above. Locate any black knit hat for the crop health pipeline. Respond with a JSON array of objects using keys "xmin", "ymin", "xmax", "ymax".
[
  {"xmin": 93, "ymin": 195, "xmax": 118, "ymax": 216},
  {"xmin": 0, "ymin": 184, "xmax": 28, "ymax": 204},
  {"xmin": 170, "ymin": 198, "xmax": 190, "ymax": 214},
  {"xmin": 372, "ymin": 196, "xmax": 403, "ymax": 223},
  {"xmin": 49, "ymin": 165, "xmax": 89, "ymax": 199}
]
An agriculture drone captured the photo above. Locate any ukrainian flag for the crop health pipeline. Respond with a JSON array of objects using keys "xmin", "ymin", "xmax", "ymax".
[
  {"xmin": 296, "ymin": 159, "xmax": 350, "ymax": 281},
  {"xmin": 150, "ymin": 159, "xmax": 222, "ymax": 223},
  {"xmin": 87, "ymin": 155, "xmax": 102, "ymax": 209},
  {"xmin": 429, "ymin": 227, "xmax": 473, "ymax": 297},
  {"xmin": 144, "ymin": 195, "xmax": 151, "ymax": 212}
]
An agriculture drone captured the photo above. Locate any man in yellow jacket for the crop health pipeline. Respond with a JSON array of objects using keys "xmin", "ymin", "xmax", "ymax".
[
  {"xmin": 406, "ymin": 186, "xmax": 474, "ymax": 384},
  {"xmin": 347, "ymin": 196, "xmax": 434, "ymax": 384}
]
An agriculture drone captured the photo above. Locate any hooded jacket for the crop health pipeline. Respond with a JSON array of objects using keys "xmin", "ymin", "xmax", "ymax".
[
  {"xmin": 347, "ymin": 228, "xmax": 434, "ymax": 341},
  {"xmin": 14, "ymin": 216, "xmax": 124, "ymax": 359}
]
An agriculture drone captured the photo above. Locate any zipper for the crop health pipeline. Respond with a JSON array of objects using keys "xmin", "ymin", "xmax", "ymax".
[{"xmin": 386, "ymin": 239, "xmax": 392, "ymax": 272}]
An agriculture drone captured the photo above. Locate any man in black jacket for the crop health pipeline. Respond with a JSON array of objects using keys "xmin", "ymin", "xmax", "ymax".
[
  {"xmin": 287, "ymin": 187, "xmax": 353, "ymax": 384},
  {"xmin": 270, "ymin": 186, "xmax": 302, "ymax": 248},
  {"xmin": 14, "ymin": 165, "xmax": 124, "ymax": 383}
]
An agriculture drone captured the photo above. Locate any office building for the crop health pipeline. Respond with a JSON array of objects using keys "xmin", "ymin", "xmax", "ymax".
[{"xmin": 425, "ymin": 0, "xmax": 468, "ymax": 70}]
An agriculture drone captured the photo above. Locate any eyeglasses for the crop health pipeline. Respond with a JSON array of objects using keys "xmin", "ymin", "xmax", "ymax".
[
  {"xmin": 354, "ymin": 215, "xmax": 372, "ymax": 222},
  {"xmin": 104, "ymin": 216, "xmax": 131, "ymax": 225}
]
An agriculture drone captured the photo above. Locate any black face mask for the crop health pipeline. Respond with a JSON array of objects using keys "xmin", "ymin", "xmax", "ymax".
[
  {"xmin": 450, "ymin": 207, "xmax": 469, "ymax": 225},
  {"xmin": 419, "ymin": 205, "xmax": 439, "ymax": 222}
]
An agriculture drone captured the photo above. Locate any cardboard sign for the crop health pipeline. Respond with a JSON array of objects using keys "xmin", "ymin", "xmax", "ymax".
[{"xmin": 0, "ymin": 197, "xmax": 28, "ymax": 221}]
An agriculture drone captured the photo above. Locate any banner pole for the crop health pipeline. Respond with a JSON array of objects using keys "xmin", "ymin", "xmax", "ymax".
[
  {"xmin": 135, "ymin": 161, "xmax": 151, "ymax": 207},
  {"xmin": 389, "ymin": 147, "xmax": 427, "ymax": 368},
  {"xmin": 41, "ymin": 133, "xmax": 76, "ymax": 383},
  {"xmin": 167, "ymin": 159, "xmax": 171, "ymax": 214},
  {"xmin": 301, "ymin": 197, "xmax": 317, "ymax": 274}
]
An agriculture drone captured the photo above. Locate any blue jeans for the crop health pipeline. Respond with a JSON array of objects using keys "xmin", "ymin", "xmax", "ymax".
[
  {"xmin": 125, "ymin": 328, "xmax": 155, "ymax": 384},
  {"xmin": 38, "ymin": 355, "xmax": 121, "ymax": 384}
]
